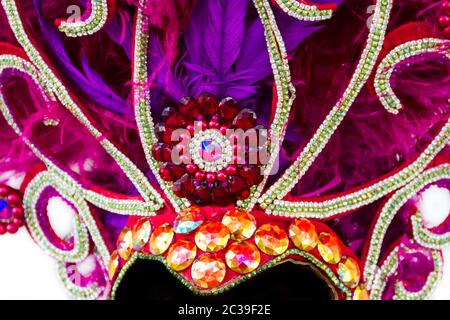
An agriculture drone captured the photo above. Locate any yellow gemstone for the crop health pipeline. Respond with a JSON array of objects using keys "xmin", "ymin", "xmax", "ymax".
[
  {"xmin": 191, "ymin": 255, "xmax": 226, "ymax": 289},
  {"xmin": 109, "ymin": 250, "xmax": 120, "ymax": 279},
  {"xmin": 225, "ymin": 241, "xmax": 261, "ymax": 274},
  {"xmin": 222, "ymin": 208, "xmax": 257, "ymax": 240},
  {"xmin": 195, "ymin": 222, "xmax": 230, "ymax": 252},
  {"xmin": 254, "ymin": 224, "xmax": 289, "ymax": 256},
  {"xmin": 317, "ymin": 232, "xmax": 342, "ymax": 264},
  {"xmin": 166, "ymin": 239, "xmax": 197, "ymax": 271},
  {"xmin": 289, "ymin": 218, "xmax": 318, "ymax": 251},
  {"xmin": 353, "ymin": 286, "xmax": 369, "ymax": 300},
  {"xmin": 117, "ymin": 227, "xmax": 133, "ymax": 260},
  {"xmin": 132, "ymin": 219, "xmax": 152, "ymax": 250},
  {"xmin": 338, "ymin": 256, "xmax": 360, "ymax": 288},
  {"xmin": 150, "ymin": 223, "xmax": 174, "ymax": 255}
]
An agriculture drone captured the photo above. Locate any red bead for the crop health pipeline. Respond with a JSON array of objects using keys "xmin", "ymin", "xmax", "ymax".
[
  {"xmin": 12, "ymin": 218, "xmax": 24, "ymax": 227},
  {"xmin": 240, "ymin": 190, "xmax": 250, "ymax": 199},
  {"xmin": 0, "ymin": 224, "xmax": 6, "ymax": 235},
  {"xmin": 6, "ymin": 224, "xmax": 18, "ymax": 234},
  {"xmin": 7, "ymin": 193, "xmax": 20, "ymax": 204},
  {"xmin": 195, "ymin": 171, "xmax": 206, "ymax": 181},
  {"xmin": 218, "ymin": 97, "xmax": 239, "ymax": 121},
  {"xmin": 166, "ymin": 112, "xmax": 186, "ymax": 128},
  {"xmin": 209, "ymin": 121, "xmax": 219, "ymax": 129},
  {"xmin": 442, "ymin": 2, "xmax": 450, "ymax": 14},
  {"xmin": 438, "ymin": 15, "xmax": 450, "ymax": 28},
  {"xmin": 229, "ymin": 176, "xmax": 247, "ymax": 194},
  {"xmin": 0, "ymin": 186, "xmax": 8, "ymax": 196},
  {"xmin": 444, "ymin": 26, "xmax": 450, "ymax": 38},
  {"xmin": 12, "ymin": 207, "xmax": 23, "ymax": 218},
  {"xmin": 217, "ymin": 171, "xmax": 227, "ymax": 182},
  {"xmin": 173, "ymin": 174, "xmax": 194, "ymax": 197},
  {"xmin": 233, "ymin": 109, "xmax": 257, "ymax": 130},
  {"xmin": 162, "ymin": 145, "xmax": 173, "ymax": 162},
  {"xmin": 186, "ymin": 164, "xmax": 198, "ymax": 174},
  {"xmin": 198, "ymin": 93, "xmax": 218, "ymax": 115},
  {"xmin": 194, "ymin": 184, "xmax": 211, "ymax": 204},
  {"xmin": 152, "ymin": 143, "xmax": 165, "ymax": 161},
  {"xmin": 206, "ymin": 173, "xmax": 216, "ymax": 183},
  {"xmin": 159, "ymin": 164, "xmax": 173, "ymax": 181},
  {"xmin": 225, "ymin": 165, "xmax": 237, "ymax": 176},
  {"xmin": 179, "ymin": 97, "xmax": 200, "ymax": 120},
  {"xmin": 219, "ymin": 126, "xmax": 228, "ymax": 135},
  {"xmin": 187, "ymin": 125, "xmax": 195, "ymax": 135}
]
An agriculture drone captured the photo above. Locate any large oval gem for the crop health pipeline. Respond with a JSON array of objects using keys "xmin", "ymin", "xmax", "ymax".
[
  {"xmin": 191, "ymin": 255, "xmax": 226, "ymax": 289},
  {"xmin": 173, "ymin": 206, "xmax": 204, "ymax": 234},
  {"xmin": 289, "ymin": 219, "xmax": 318, "ymax": 251},
  {"xmin": 221, "ymin": 208, "xmax": 257, "ymax": 240},
  {"xmin": 338, "ymin": 256, "xmax": 360, "ymax": 288},
  {"xmin": 254, "ymin": 224, "xmax": 289, "ymax": 256},
  {"xmin": 225, "ymin": 242, "xmax": 261, "ymax": 274},
  {"xmin": 117, "ymin": 227, "xmax": 133, "ymax": 260},
  {"xmin": 195, "ymin": 222, "xmax": 230, "ymax": 252},
  {"xmin": 108, "ymin": 250, "xmax": 120, "ymax": 279},
  {"xmin": 353, "ymin": 286, "xmax": 369, "ymax": 300},
  {"xmin": 166, "ymin": 239, "xmax": 197, "ymax": 271},
  {"xmin": 132, "ymin": 219, "xmax": 152, "ymax": 250},
  {"xmin": 150, "ymin": 223, "xmax": 174, "ymax": 255},
  {"xmin": 318, "ymin": 232, "xmax": 342, "ymax": 264}
]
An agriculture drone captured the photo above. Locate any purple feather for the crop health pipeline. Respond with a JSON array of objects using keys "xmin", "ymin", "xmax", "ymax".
[
  {"xmin": 105, "ymin": 8, "xmax": 133, "ymax": 60},
  {"xmin": 150, "ymin": 0, "xmax": 346, "ymax": 107},
  {"xmin": 34, "ymin": 0, "xmax": 128, "ymax": 114}
]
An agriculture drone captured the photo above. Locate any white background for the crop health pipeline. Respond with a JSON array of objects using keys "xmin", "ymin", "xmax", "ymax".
[{"xmin": 0, "ymin": 186, "xmax": 448, "ymax": 300}]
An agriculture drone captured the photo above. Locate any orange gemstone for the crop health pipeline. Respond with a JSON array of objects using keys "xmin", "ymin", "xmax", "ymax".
[
  {"xmin": 353, "ymin": 286, "xmax": 369, "ymax": 300},
  {"xmin": 150, "ymin": 223, "xmax": 174, "ymax": 255},
  {"xmin": 195, "ymin": 222, "xmax": 230, "ymax": 252},
  {"xmin": 289, "ymin": 218, "xmax": 317, "ymax": 251},
  {"xmin": 166, "ymin": 239, "xmax": 197, "ymax": 271},
  {"xmin": 132, "ymin": 219, "xmax": 151, "ymax": 250},
  {"xmin": 191, "ymin": 255, "xmax": 226, "ymax": 289},
  {"xmin": 318, "ymin": 232, "xmax": 342, "ymax": 264},
  {"xmin": 222, "ymin": 208, "xmax": 257, "ymax": 240},
  {"xmin": 338, "ymin": 256, "xmax": 360, "ymax": 288},
  {"xmin": 117, "ymin": 227, "xmax": 133, "ymax": 259},
  {"xmin": 225, "ymin": 241, "xmax": 261, "ymax": 274},
  {"xmin": 109, "ymin": 250, "xmax": 120, "ymax": 279},
  {"xmin": 254, "ymin": 224, "xmax": 289, "ymax": 256}
]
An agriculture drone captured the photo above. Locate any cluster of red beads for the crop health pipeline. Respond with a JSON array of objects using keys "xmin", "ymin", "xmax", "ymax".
[
  {"xmin": 151, "ymin": 93, "xmax": 263, "ymax": 206},
  {"xmin": 0, "ymin": 185, "xmax": 25, "ymax": 235},
  {"xmin": 438, "ymin": 1, "xmax": 450, "ymax": 38}
]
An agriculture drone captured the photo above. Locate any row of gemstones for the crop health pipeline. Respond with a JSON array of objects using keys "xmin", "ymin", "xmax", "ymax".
[
  {"xmin": 239, "ymin": 0, "xmax": 296, "ymax": 211},
  {"xmin": 1, "ymin": 0, "xmax": 163, "ymax": 209},
  {"xmin": 109, "ymin": 208, "xmax": 367, "ymax": 299},
  {"xmin": 258, "ymin": 0, "xmax": 393, "ymax": 207},
  {"xmin": 265, "ymin": 120, "xmax": 450, "ymax": 218},
  {"xmin": 133, "ymin": 11, "xmax": 189, "ymax": 212},
  {"xmin": 274, "ymin": 0, "xmax": 334, "ymax": 21},
  {"xmin": 57, "ymin": 0, "xmax": 108, "ymax": 37},
  {"xmin": 374, "ymin": 38, "xmax": 449, "ymax": 114},
  {"xmin": 411, "ymin": 212, "xmax": 450, "ymax": 250}
]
